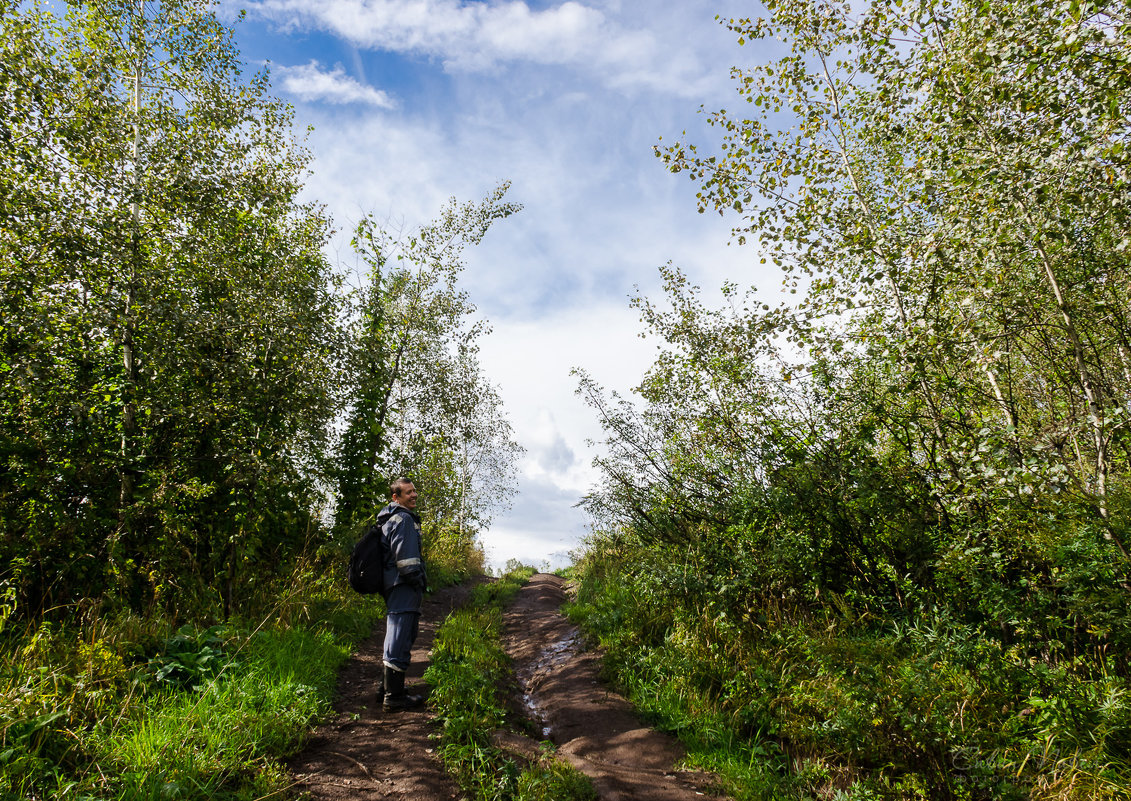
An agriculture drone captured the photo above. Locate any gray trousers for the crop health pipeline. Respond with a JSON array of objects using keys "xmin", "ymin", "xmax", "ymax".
[{"xmin": 383, "ymin": 611, "xmax": 420, "ymax": 672}]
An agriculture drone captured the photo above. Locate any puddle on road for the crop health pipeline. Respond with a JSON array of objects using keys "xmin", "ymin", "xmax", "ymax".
[{"xmin": 516, "ymin": 629, "xmax": 582, "ymax": 739}]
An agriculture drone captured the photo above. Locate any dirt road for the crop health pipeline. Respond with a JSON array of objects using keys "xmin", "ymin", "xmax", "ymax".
[
  {"xmin": 288, "ymin": 573, "xmax": 727, "ymax": 800},
  {"xmin": 502, "ymin": 573, "xmax": 727, "ymax": 800},
  {"xmin": 286, "ymin": 584, "xmax": 472, "ymax": 800}
]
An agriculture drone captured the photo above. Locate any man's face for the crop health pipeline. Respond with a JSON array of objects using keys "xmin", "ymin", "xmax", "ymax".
[{"xmin": 395, "ymin": 483, "xmax": 418, "ymax": 509}]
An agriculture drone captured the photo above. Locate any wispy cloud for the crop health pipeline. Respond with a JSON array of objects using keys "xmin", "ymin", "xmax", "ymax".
[
  {"xmin": 230, "ymin": 0, "xmax": 768, "ymax": 565},
  {"xmin": 242, "ymin": 0, "xmax": 715, "ymax": 95},
  {"xmin": 274, "ymin": 60, "xmax": 397, "ymax": 107}
]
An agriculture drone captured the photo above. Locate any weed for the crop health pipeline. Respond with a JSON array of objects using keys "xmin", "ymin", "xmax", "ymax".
[
  {"xmin": 569, "ymin": 539, "xmax": 1131, "ymax": 800},
  {"xmin": 425, "ymin": 569, "xmax": 595, "ymax": 801},
  {"xmin": 0, "ymin": 559, "xmax": 385, "ymax": 800},
  {"xmin": 144, "ymin": 626, "xmax": 232, "ymax": 691},
  {"xmin": 0, "ymin": 533, "xmax": 487, "ymax": 799}
]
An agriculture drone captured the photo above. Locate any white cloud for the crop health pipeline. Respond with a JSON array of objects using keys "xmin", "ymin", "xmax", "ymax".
[
  {"xmin": 274, "ymin": 60, "xmax": 397, "ymax": 107},
  {"xmin": 240, "ymin": 0, "xmax": 779, "ymax": 567},
  {"xmin": 524, "ymin": 409, "xmax": 578, "ymax": 477},
  {"xmin": 243, "ymin": 0, "xmax": 716, "ymax": 96},
  {"xmin": 472, "ymin": 299, "xmax": 690, "ymax": 570},
  {"xmin": 480, "ymin": 522, "xmax": 578, "ymax": 572},
  {"xmin": 474, "ymin": 301, "xmax": 659, "ymax": 554}
]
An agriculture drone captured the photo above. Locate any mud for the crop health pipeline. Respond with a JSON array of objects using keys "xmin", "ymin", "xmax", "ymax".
[
  {"xmin": 502, "ymin": 573, "xmax": 729, "ymax": 801},
  {"xmin": 515, "ymin": 629, "xmax": 583, "ymax": 738},
  {"xmin": 287, "ymin": 572, "xmax": 729, "ymax": 800},
  {"xmin": 286, "ymin": 583, "xmax": 476, "ymax": 800}
]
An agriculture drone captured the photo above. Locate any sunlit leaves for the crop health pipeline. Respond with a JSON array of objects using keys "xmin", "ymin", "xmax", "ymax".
[
  {"xmin": 334, "ymin": 185, "xmax": 523, "ymax": 546},
  {"xmin": 0, "ymin": 0, "xmax": 338, "ymax": 616},
  {"xmin": 655, "ymin": 0, "xmax": 1131, "ymax": 532}
]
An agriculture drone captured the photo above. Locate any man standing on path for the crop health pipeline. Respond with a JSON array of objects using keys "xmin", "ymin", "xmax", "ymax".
[{"xmin": 376, "ymin": 478, "xmax": 427, "ymax": 711}]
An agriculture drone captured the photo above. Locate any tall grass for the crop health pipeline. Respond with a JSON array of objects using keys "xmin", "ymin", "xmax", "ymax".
[
  {"xmin": 425, "ymin": 568, "xmax": 596, "ymax": 801},
  {"xmin": 567, "ymin": 543, "xmax": 1131, "ymax": 801},
  {"xmin": 1, "ymin": 520, "xmax": 489, "ymax": 799},
  {"xmin": 0, "ymin": 558, "xmax": 384, "ymax": 800},
  {"xmin": 97, "ymin": 627, "xmax": 349, "ymax": 799}
]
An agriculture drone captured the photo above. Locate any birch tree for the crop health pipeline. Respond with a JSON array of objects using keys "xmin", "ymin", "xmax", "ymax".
[
  {"xmin": 334, "ymin": 185, "xmax": 523, "ymax": 549},
  {"xmin": 0, "ymin": 0, "xmax": 339, "ymax": 615},
  {"xmin": 658, "ymin": 0, "xmax": 1131, "ymax": 548}
]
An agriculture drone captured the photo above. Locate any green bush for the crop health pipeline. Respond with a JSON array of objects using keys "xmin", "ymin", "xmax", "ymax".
[
  {"xmin": 0, "ymin": 559, "xmax": 385, "ymax": 800},
  {"xmin": 569, "ymin": 536, "xmax": 1131, "ymax": 800}
]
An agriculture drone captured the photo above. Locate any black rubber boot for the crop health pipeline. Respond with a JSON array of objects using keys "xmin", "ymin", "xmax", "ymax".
[{"xmin": 383, "ymin": 666, "xmax": 423, "ymax": 711}]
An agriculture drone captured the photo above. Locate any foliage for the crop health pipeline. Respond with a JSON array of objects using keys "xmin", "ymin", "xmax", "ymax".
[
  {"xmin": 0, "ymin": 562, "xmax": 385, "ymax": 799},
  {"xmin": 99, "ymin": 626, "xmax": 343, "ymax": 799},
  {"xmin": 0, "ymin": 0, "xmax": 340, "ymax": 619},
  {"xmin": 144, "ymin": 625, "xmax": 231, "ymax": 691},
  {"xmin": 333, "ymin": 185, "xmax": 524, "ymax": 578},
  {"xmin": 425, "ymin": 570, "xmax": 596, "ymax": 801},
  {"xmin": 0, "ymin": 0, "xmax": 516, "ymax": 625},
  {"xmin": 575, "ymin": 0, "xmax": 1131, "ymax": 797},
  {"xmin": 0, "ymin": 0, "xmax": 515, "ymax": 796},
  {"xmin": 425, "ymin": 519, "xmax": 488, "ymax": 589},
  {"xmin": 658, "ymin": 0, "xmax": 1131, "ymax": 536},
  {"xmin": 571, "ymin": 540, "xmax": 1131, "ymax": 800}
]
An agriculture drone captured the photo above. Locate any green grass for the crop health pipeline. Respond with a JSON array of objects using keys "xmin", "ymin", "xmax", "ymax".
[
  {"xmin": 1, "ymin": 519, "xmax": 491, "ymax": 800},
  {"xmin": 0, "ymin": 561, "xmax": 387, "ymax": 800},
  {"xmin": 96, "ymin": 627, "xmax": 348, "ymax": 799},
  {"xmin": 424, "ymin": 567, "xmax": 596, "ymax": 801},
  {"xmin": 560, "ymin": 603, "xmax": 798, "ymax": 801},
  {"xmin": 565, "ymin": 548, "xmax": 1131, "ymax": 801}
]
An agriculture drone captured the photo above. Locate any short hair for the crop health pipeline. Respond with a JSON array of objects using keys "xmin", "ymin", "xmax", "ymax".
[{"xmin": 390, "ymin": 477, "xmax": 414, "ymax": 498}]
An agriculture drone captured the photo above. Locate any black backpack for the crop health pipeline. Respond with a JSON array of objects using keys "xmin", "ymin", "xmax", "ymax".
[{"xmin": 347, "ymin": 523, "xmax": 386, "ymax": 596}]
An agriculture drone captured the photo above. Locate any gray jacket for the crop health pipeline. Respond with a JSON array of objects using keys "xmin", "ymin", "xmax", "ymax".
[{"xmin": 376, "ymin": 502, "xmax": 425, "ymax": 613}]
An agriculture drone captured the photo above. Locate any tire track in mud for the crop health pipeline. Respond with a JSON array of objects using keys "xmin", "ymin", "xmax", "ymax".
[
  {"xmin": 288, "ymin": 573, "xmax": 729, "ymax": 800},
  {"xmin": 502, "ymin": 573, "xmax": 730, "ymax": 801}
]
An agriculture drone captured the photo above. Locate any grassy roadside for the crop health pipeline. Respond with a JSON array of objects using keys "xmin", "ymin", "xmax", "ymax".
[
  {"xmin": 424, "ymin": 568, "xmax": 596, "ymax": 801},
  {"xmin": 565, "ymin": 547, "xmax": 1131, "ymax": 801},
  {"xmin": 1, "ymin": 561, "xmax": 388, "ymax": 800},
  {"xmin": 563, "ymin": 569, "xmax": 796, "ymax": 801}
]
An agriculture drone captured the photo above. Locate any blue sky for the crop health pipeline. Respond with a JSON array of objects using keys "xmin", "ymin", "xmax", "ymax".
[{"xmin": 220, "ymin": 0, "xmax": 783, "ymax": 569}]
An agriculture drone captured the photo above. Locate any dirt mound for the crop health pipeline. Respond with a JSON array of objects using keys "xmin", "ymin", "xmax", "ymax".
[{"xmin": 502, "ymin": 573, "xmax": 730, "ymax": 800}]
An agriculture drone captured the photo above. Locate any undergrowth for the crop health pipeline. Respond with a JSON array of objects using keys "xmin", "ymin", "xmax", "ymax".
[
  {"xmin": 0, "ymin": 522, "xmax": 487, "ymax": 800},
  {"xmin": 566, "ymin": 544, "xmax": 1131, "ymax": 801},
  {"xmin": 424, "ymin": 567, "xmax": 596, "ymax": 801},
  {"xmin": 1, "ymin": 559, "xmax": 383, "ymax": 800}
]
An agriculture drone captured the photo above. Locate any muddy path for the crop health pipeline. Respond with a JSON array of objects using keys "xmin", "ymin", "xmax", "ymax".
[
  {"xmin": 502, "ymin": 573, "xmax": 729, "ymax": 801},
  {"xmin": 288, "ymin": 573, "xmax": 728, "ymax": 800},
  {"xmin": 286, "ymin": 582, "xmax": 477, "ymax": 800}
]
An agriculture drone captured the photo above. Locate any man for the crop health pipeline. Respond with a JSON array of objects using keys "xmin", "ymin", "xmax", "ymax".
[{"xmin": 375, "ymin": 477, "xmax": 427, "ymax": 711}]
